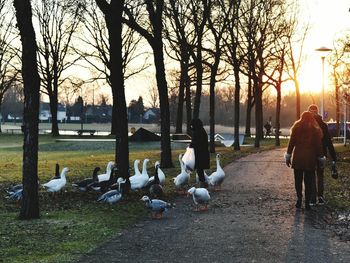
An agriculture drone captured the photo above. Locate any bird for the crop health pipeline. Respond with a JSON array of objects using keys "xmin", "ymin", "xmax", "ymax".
[
  {"xmin": 89, "ymin": 167, "xmax": 117, "ymax": 192},
  {"xmin": 72, "ymin": 167, "xmax": 100, "ymax": 192},
  {"xmin": 6, "ymin": 188, "xmax": 23, "ymax": 201},
  {"xmin": 42, "ymin": 167, "xmax": 69, "ymax": 193},
  {"xmin": 187, "ymin": 186, "xmax": 211, "ymax": 211},
  {"xmin": 6, "ymin": 184, "xmax": 23, "ymax": 195},
  {"xmin": 51, "ymin": 163, "xmax": 60, "ymax": 179},
  {"xmin": 149, "ymin": 163, "xmax": 164, "ymax": 198},
  {"xmin": 173, "ymin": 154, "xmax": 190, "ymax": 195},
  {"xmin": 128, "ymin": 159, "xmax": 141, "ymax": 182},
  {"xmin": 208, "ymin": 154, "xmax": 225, "ymax": 190},
  {"xmin": 148, "ymin": 161, "xmax": 166, "ymax": 185},
  {"xmin": 98, "ymin": 161, "xmax": 114, "ymax": 182},
  {"xmin": 97, "ymin": 178, "xmax": 126, "ymax": 204},
  {"xmin": 140, "ymin": 195, "xmax": 172, "ymax": 219},
  {"xmin": 130, "ymin": 159, "xmax": 149, "ymax": 190}
]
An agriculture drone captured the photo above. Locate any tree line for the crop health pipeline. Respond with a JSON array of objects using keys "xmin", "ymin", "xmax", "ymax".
[{"xmin": 3, "ymin": 0, "xmax": 350, "ymax": 219}]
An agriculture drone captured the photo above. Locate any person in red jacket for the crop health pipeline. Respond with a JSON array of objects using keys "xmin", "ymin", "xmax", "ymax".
[
  {"xmin": 308, "ymin": 104, "xmax": 338, "ymax": 205},
  {"xmin": 285, "ymin": 111, "xmax": 324, "ymax": 210}
]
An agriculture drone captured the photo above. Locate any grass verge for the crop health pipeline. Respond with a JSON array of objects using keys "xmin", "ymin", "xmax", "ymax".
[{"xmin": 3, "ymin": 134, "xmax": 343, "ymax": 262}]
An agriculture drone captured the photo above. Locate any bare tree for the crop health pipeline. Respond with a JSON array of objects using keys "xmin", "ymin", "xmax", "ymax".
[
  {"xmin": 93, "ymin": 0, "xmax": 130, "ymax": 188},
  {"xmin": 147, "ymin": 78, "xmax": 159, "ymax": 108},
  {"xmin": 34, "ymin": 0, "xmax": 82, "ymax": 136},
  {"xmin": 78, "ymin": 0, "xmax": 149, "ymax": 135},
  {"xmin": 13, "ymin": 0, "xmax": 41, "ymax": 219},
  {"xmin": 0, "ymin": 1, "xmax": 19, "ymax": 132},
  {"xmin": 284, "ymin": 1, "xmax": 309, "ymax": 121},
  {"xmin": 222, "ymin": 0, "xmax": 244, "ymax": 150},
  {"xmin": 164, "ymin": 0, "xmax": 195, "ymax": 134},
  {"xmin": 123, "ymin": 0, "xmax": 173, "ymax": 168}
]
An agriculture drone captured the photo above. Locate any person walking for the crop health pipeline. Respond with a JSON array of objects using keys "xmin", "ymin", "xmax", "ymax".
[
  {"xmin": 284, "ymin": 111, "xmax": 324, "ymax": 210},
  {"xmin": 308, "ymin": 104, "xmax": 338, "ymax": 205},
  {"xmin": 189, "ymin": 118, "xmax": 210, "ymax": 188}
]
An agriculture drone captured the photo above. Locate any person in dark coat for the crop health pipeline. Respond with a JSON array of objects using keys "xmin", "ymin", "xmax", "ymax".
[
  {"xmin": 285, "ymin": 111, "xmax": 324, "ymax": 210},
  {"xmin": 308, "ymin": 104, "xmax": 338, "ymax": 205},
  {"xmin": 189, "ymin": 118, "xmax": 210, "ymax": 188}
]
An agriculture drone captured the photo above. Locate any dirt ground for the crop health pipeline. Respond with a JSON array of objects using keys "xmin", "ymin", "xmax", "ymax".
[{"xmin": 77, "ymin": 148, "xmax": 350, "ymax": 263}]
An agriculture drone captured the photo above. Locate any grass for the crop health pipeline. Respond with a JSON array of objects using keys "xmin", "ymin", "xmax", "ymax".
[
  {"xmin": 0, "ymin": 133, "xmax": 347, "ymax": 262},
  {"xmin": 324, "ymin": 144, "xmax": 350, "ymax": 210}
]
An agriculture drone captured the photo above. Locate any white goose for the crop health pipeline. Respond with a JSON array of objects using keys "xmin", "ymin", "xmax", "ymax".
[
  {"xmin": 187, "ymin": 186, "xmax": 211, "ymax": 211},
  {"xmin": 130, "ymin": 159, "xmax": 150, "ymax": 190},
  {"xmin": 173, "ymin": 154, "xmax": 190, "ymax": 194},
  {"xmin": 42, "ymin": 167, "xmax": 69, "ymax": 192},
  {"xmin": 148, "ymin": 161, "xmax": 166, "ymax": 185},
  {"xmin": 97, "ymin": 178, "xmax": 126, "ymax": 204},
  {"xmin": 128, "ymin": 159, "xmax": 141, "ymax": 182},
  {"xmin": 208, "ymin": 154, "xmax": 225, "ymax": 190},
  {"xmin": 98, "ymin": 161, "xmax": 114, "ymax": 182}
]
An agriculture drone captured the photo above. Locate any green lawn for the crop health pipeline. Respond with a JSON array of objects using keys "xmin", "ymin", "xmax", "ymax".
[{"xmin": 0, "ymin": 134, "xmax": 348, "ymax": 262}]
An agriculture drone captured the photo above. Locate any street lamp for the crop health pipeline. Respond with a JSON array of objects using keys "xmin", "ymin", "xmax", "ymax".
[{"xmin": 315, "ymin": 46, "xmax": 332, "ymax": 119}]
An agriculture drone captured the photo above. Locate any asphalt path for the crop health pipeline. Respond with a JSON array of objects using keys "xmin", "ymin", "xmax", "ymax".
[{"xmin": 77, "ymin": 148, "xmax": 350, "ymax": 263}]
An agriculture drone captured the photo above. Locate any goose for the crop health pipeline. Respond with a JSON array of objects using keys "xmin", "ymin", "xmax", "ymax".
[
  {"xmin": 6, "ymin": 188, "xmax": 23, "ymax": 201},
  {"xmin": 98, "ymin": 161, "xmax": 114, "ymax": 182},
  {"xmin": 173, "ymin": 154, "xmax": 190, "ymax": 194},
  {"xmin": 6, "ymin": 184, "xmax": 23, "ymax": 195},
  {"xmin": 148, "ymin": 161, "xmax": 166, "ymax": 185},
  {"xmin": 149, "ymin": 163, "xmax": 164, "ymax": 198},
  {"xmin": 140, "ymin": 195, "xmax": 172, "ymax": 219},
  {"xmin": 130, "ymin": 159, "xmax": 149, "ymax": 190},
  {"xmin": 42, "ymin": 167, "xmax": 69, "ymax": 192},
  {"xmin": 187, "ymin": 186, "xmax": 210, "ymax": 211},
  {"xmin": 128, "ymin": 159, "xmax": 141, "ymax": 182},
  {"xmin": 89, "ymin": 167, "xmax": 116, "ymax": 192},
  {"xmin": 51, "ymin": 163, "xmax": 60, "ymax": 179},
  {"xmin": 72, "ymin": 167, "xmax": 100, "ymax": 191},
  {"xmin": 208, "ymin": 154, "xmax": 225, "ymax": 190},
  {"xmin": 97, "ymin": 178, "xmax": 126, "ymax": 204}
]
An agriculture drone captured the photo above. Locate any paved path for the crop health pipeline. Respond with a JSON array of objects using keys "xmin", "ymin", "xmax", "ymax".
[{"xmin": 77, "ymin": 148, "xmax": 350, "ymax": 262}]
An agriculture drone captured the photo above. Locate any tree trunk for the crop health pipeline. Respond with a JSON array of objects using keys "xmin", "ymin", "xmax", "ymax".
[
  {"xmin": 245, "ymin": 75, "xmax": 252, "ymax": 137},
  {"xmin": 13, "ymin": 0, "xmax": 40, "ymax": 220},
  {"xmin": 193, "ymin": 43, "xmax": 203, "ymax": 119},
  {"xmin": 233, "ymin": 64, "xmax": 241, "ymax": 150},
  {"xmin": 254, "ymin": 78, "xmax": 263, "ymax": 148},
  {"xmin": 295, "ymin": 79, "xmax": 301, "ymax": 120},
  {"xmin": 185, "ymin": 70, "xmax": 192, "ymax": 135},
  {"xmin": 110, "ymin": 103, "xmax": 117, "ymax": 135},
  {"xmin": 335, "ymin": 72, "xmax": 340, "ymax": 136},
  {"xmin": 175, "ymin": 57, "xmax": 188, "ymax": 134},
  {"xmin": 275, "ymin": 85, "xmax": 281, "ymax": 147},
  {"xmin": 0, "ymin": 102, "xmax": 2, "ymax": 133},
  {"xmin": 153, "ymin": 41, "xmax": 173, "ymax": 167},
  {"xmin": 49, "ymin": 92, "xmax": 59, "ymax": 136},
  {"xmin": 209, "ymin": 70, "xmax": 216, "ymax": 153},
  {"xmin": 102, "ymin": 0, "xmax": 130, "ymax": 190}
]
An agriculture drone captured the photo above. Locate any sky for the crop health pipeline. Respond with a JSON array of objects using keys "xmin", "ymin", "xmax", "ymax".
[
  {"xmin": 71, "ymin": 1, "xmax": 350, "ymax": 107},
  {"xmin": 291, "ymin": 0, "xmax": 350, "ymax": 94}
]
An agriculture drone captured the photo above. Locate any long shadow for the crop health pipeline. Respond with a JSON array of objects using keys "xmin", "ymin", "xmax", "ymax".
[{"xmin": 286, "ymin": 209, "xmax": 333, "ymax": 262}]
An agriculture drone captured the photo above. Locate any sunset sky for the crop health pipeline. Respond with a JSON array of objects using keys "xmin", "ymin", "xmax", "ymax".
[{"xmin": 78, "ymin": 1, "xmax": 350, "ymax": 107}]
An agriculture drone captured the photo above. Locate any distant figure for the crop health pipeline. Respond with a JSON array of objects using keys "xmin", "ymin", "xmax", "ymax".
[
  {"xmin": 284, "ymin": 111, "xmax": 324, "ymax": 210},
  {"xmin": 189, "ymin": 118, "xmax": 210, "ymax": 188},
  {"xmin": 308, "ymin": 104, "xmax": 338, "ymax": 205},
  {"xmin": 264, "ymin": 121, "xmax": 272, "ymax": 138}
]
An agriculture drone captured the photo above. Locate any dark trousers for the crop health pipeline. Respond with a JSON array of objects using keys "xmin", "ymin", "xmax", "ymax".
[
  {"xmin": 311, "ymin": 166, "xmax": 324, "ymax": 202},
  {"xmin": 294, "ymin": 169, "xmax": 314, "ymax": 204},
  {"xmin": 197, "ymin": 168, "xmax": 205, "ymax": 182}
]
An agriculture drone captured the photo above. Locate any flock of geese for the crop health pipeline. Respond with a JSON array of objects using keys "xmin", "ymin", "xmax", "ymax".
[{"xmin": 5, "ymin": 153, "xmax": 226, "ymax": 218}]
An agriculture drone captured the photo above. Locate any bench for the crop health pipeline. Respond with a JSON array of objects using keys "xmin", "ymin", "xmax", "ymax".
[{"xmin": 76, "ymin": 129, "xmax": 96, "ymax": 136}]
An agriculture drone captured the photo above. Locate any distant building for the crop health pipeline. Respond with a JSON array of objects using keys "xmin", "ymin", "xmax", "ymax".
[
  {"xmin": 39, "ymin": 102, "xmax": 66, "ymax": 122},
  {"xmin": 143, "ymin": 108, "xmax": 160, "ymax": 123}
]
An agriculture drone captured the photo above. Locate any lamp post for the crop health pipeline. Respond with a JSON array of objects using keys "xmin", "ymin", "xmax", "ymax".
[{"xmin": 315, "ymin": 46, "xmax": 332, "ymax": 119}]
